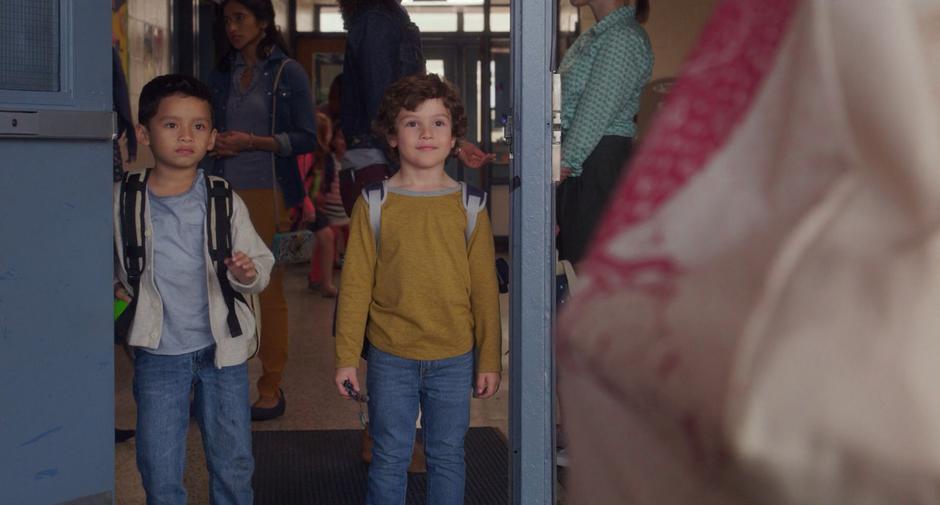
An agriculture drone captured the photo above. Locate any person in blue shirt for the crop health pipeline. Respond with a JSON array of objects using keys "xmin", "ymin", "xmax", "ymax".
[
  {"xmin": 557, "ymin": 0, "xmax": 653, "ymax": 264},
  {"xmin": 336, "ymin": 0, "xmax": 495, "ymax": 215},
  {"xmin": 207, "ymin": 0, "xmax": 318, "ymax": 421}
]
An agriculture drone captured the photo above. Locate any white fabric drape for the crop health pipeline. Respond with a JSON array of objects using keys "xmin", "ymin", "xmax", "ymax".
[{"xmin": 559, "ymin": 0, "xmax": 940, "ymax": 503}]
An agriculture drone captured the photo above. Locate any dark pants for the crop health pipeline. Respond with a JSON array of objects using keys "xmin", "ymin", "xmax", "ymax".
[
  {"xmin": 556, "ymin": 136, "xmax": 634, "ymax": 264},
  {"xmin": 340, "ymin": 164, "xmax": 392, "ymax": 216}
]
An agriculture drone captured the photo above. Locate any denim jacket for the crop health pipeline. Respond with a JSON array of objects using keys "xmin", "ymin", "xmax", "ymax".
[
  {"xmin": 341, "ymin": 4, "xmax": 425, "ymax": 149},
  {"xmin": 207, "ymin": 47, "xmax": 317, "ymax": 208}
]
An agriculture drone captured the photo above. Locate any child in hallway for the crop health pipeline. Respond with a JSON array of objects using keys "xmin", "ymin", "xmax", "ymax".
[
  {"xmin": 297, "ymin": 111, "xmax": 338, "ymax": 297},
  {"xmin": 113, "ymin": 74, "xmax": 273, "ymax": 505},
  {"xmin": 334, "ymin": 73, "xmax": 502, "ymax": 505},
  {"xmin": 321, "ymin": 124, "xmax": 351, "ymax": 265},
  {"xmin": 319, "ymin": 73, "xmax": 352, "ymax": 268}
]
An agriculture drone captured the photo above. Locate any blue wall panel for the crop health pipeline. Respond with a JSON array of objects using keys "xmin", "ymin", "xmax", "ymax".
[{"xmin": 0, "ymin": 2, "xmax": 114, "ymax": 503}]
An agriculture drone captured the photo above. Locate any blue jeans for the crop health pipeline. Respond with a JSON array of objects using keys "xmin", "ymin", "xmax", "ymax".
[
  {"xmin": 366, "ymin": 346, "xmax": 473, "ymax": 505},
  {"xmin": 133, "ymin": 345, "xmax": 254, "ymax": 505}
]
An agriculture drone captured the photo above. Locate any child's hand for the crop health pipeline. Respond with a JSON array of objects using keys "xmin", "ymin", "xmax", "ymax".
[
  {"xmin": 474, "ymin": 372, "xmax": 501, "ymax": 399},
  {"xmin": 114, "ymin": 283, "xmax": 132, "ymax": 303},
  {"xmin": 224, "ymin": 251, "xmax": 257, "ymax": 284},
  {"xmin": 335, "ymin": 367, "xmax": 361, "ymax": 399}
]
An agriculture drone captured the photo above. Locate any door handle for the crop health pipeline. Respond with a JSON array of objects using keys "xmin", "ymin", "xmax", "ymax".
[{"xmin": 0, "ymin": 110, "xmax": 113, "ymax": 140}]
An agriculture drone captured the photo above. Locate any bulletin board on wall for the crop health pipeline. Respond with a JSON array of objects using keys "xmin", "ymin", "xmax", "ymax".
[
  {"xmin": 312, "ymin": 53, "xmax": 343, "ymax": 105},
  {"xmin": 112, "ymin": 0, "xmax": 129, "ymax": 73},
  {"xmin": 294, "ymin": 36, "xmax": 346, "ymax": 108}
]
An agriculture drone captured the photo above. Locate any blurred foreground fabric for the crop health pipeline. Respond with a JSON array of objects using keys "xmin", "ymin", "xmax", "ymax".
[{"xmin": 558, "ymin": 0, "xmax": 940, "ymax": 503}]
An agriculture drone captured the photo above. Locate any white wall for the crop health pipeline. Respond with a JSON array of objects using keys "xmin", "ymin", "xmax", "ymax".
[
  {"xmin": 126, "ymin": 0, "xmax": 172, "ymax": 171},
  {"xmin": 579, "ymin": 0, "xmax": 718, "ymax": 80},
  {"xmin": 127, "ymin": 0, "xmax": 171, "ymax": 121}
]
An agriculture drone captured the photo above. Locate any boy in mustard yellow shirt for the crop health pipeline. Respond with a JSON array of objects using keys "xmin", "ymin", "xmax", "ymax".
[{"xmin": 334, "ymin": 73, "xmax": 501, "ymax": 504}]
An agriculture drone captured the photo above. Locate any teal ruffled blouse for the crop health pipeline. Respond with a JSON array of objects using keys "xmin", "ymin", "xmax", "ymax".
[{"xmin": 560, "ymin": 5, "xmax": 654, "ymax": 176}]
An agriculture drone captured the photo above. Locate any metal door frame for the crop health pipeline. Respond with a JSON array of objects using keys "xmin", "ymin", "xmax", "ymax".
[{"xmin": 509, "ymin": 1, "xmax": 556, "ymax": 504}]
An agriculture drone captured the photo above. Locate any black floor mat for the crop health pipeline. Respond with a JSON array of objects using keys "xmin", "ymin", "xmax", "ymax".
[{"xmin": 252, "ymin": 428, "xmax": 508, "ymax": 505}]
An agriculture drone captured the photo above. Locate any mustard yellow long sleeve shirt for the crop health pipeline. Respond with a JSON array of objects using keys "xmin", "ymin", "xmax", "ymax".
[{"xmin": 334, "ymin": 186, "xmax": 502, "ymax": 373}]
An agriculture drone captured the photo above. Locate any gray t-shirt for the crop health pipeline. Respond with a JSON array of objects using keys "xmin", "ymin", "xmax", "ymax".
[{"xmin": 146, "ymin": 172, "xmax": 214, "ymax": 355}]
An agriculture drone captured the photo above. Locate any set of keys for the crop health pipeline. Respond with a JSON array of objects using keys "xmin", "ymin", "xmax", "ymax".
[{"xmin": 342, "ymin": 379, "xmax": 369, "ymax": 428}]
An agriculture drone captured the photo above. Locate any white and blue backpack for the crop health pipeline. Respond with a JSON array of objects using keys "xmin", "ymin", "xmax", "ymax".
[{"xmin": 361, "ymin": 180, "xmax": 488, "ymax": 251}]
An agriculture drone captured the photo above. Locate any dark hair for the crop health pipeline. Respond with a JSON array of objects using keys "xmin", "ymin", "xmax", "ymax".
[
  {"xmin": 138, "ymin": 74, "xmax": 213, "ymax": 126},
  {"xmin": 373, "ymin": 74, "xmax": 467, "ymax": 160},
  {"xmin": 337, "ymin": 0, "xmax": 400, "ymax": 25},
  {"xmin": 635, "ymin": 0, "xmax": 650, "ymax": 24},
  {"xmin": 217, "ymin": 0, "xmax": 291, "ymax": 71}
]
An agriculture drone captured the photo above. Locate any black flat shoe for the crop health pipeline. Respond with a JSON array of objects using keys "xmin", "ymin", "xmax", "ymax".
[{"xmin": 251, "ymin": 388, "xmax": 286, "ymax": 421}]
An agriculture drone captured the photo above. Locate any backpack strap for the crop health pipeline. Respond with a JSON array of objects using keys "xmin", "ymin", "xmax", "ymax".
[
  {"xmin": 362, "ymin": 180, "xmax": 388, "ymax": 252},
  {"xmin": 119, "ymin": 169, "xmax": 150, "ymax": 294},
  {"xmin": 460, "ymin": 182, "xmax": 487, "ymax": 243},
  {"xmin": 205, "ymin": 173, "xmax": 246, "ymax": 338},
  {"xmin": 361, "ymin": 181, "xmax": 487, "ymax": 251},
  {"xmin": 116, "ymin": 169, "xmax": 151, "ymax": 341},
  {"xmin": 118, "ymin": 171, "xmax": 246, "ymax": 339}
]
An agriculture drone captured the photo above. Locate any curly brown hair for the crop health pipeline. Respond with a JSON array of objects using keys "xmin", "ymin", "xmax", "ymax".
[{"xmin": 372, "ymin": 73, "xmax": 467, "ymax": 161}]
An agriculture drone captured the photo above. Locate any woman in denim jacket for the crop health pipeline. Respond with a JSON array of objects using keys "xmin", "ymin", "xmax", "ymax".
[
  {"xmin": 337, "ymin": 0, "xmax": 494, "ymax": 214},
  {"xmin": 207, "ymin": 0, "xmax": 317, "ymax": 421}
]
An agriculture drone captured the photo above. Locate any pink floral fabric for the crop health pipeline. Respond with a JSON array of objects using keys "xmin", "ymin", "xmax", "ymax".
[{"xmin": 558, "ymin": 0, "xmax": 940, "ymax": 502}]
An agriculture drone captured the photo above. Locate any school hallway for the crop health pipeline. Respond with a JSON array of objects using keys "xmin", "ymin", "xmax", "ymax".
[
  {"xmin": 1, "ymin": 1, "xmax": 719, "ymax": 503},
  {"xmin": 114, "ymin": 262, "xmax": 513, "ymax": 504}
]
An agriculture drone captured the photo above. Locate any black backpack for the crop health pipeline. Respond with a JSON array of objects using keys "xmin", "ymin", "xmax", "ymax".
[{"xmin": 115, "ymin": 169, "xmax": 247, "ymax": 343}]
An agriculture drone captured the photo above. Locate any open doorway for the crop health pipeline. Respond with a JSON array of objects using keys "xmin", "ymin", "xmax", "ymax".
[{"xmin": 111, "ymin": 0, "xmax": 561, "ymax": 503}]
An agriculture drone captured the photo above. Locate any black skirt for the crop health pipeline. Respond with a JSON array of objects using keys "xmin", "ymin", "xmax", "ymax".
[{"xmin": 556, "ymin": 135, "xmax": 634, "ymax": 264}]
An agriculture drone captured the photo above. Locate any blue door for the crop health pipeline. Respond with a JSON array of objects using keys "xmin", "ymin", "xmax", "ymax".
[{"xmin": 0, "ymin": 2, "xmax": 114, "ymax": 504}]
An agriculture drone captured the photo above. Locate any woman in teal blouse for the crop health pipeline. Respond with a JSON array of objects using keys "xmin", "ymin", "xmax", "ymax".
[{"xmin": 557, "ymin": 0, "xmax": 653, "ymax": 263}]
